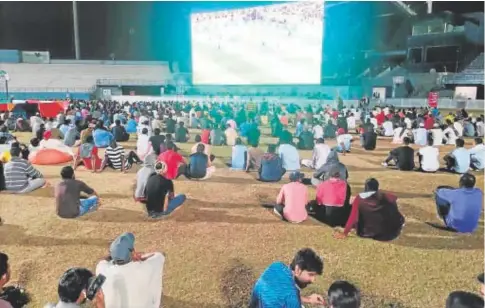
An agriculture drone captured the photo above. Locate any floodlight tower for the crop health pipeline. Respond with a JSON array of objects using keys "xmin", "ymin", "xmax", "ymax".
[
  {"xmin": 426, "ymin": 0, "xmax": 433, "ymax": 14},
  {"xmin": 72, "ymin": 1, "xmax": 81, "ymax": 60}
]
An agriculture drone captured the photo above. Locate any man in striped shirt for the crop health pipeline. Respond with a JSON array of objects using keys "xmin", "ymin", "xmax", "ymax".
[
  {"xmin": 4, "ymin": 146, "xmax": 45, "ymax": 193},
  {"xmin": 249, "ymin": 248, "xmax": 325, "ymax": 308},
  {"xmin": 101, "ymin": 140, "xmax": 141, "ymax": 172}
]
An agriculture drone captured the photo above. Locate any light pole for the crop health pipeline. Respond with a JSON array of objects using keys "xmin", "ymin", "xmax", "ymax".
[
  {"xmin": 0, "ymin": 70, "xmax": 9, "ymax": 100},
  {"xmin": 72, "ymin": 1, "xmax": 81, "ymax": 60}
]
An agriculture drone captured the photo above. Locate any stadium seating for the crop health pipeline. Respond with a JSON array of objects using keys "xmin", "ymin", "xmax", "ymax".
[{"xmin": 0, "ymin": 62, "xmax": 171, "ymax": 90}]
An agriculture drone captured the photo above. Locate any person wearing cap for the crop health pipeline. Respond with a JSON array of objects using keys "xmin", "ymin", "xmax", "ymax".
[
  {"xmin": 434, "ymin": 173, "xmax": 482, "ymax": 233},
  {"xmin": 144, "ymin": 161, "xmax": 186, "ymax": 218},
  {"xmin": 414, "ymin": 122, "xmax": 428, "ymax": 146},
  {"xmin": 95, "ymin": 232, "xmax": 165, "ymax": 308},
  {"xmin": 44, "ymin": 267, "xmax": 105, "ymax": 308},
  {"xmin": 302, "ymin": 138, "xmax": 330, "ymax": 170},
  {"xmin": 335, "ymin": 128, "xmax": 353, "ymax": 154},
  {"xmin": 273, "ymin": 171, "xmax": 308, "ymax": 223},
  {"xmin": 307, "ymin": 167, "xmax": 352, "ymax": 227},
  {"xmin": 335, "ymin": 178, "xmax": 404, "ymax": 241},
  {"xmin": 4, "ymin": 146, "xmax": 46, "ymax": 194},
  {"xmin": 417, "ymin": 135, "xmax": 440, "ymax": 172},
  {"xmin": 55, "ymin": 166, "xmax": 99, "ymax": 218},
  {"xmin": 381, "ymin": 137, "xmax": 415, "ymax": 171}
]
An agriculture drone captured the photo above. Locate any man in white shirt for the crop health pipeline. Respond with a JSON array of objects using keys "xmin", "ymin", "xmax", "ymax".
[
  {"xmin": 476, "ymin": 117, "xmax": 484, "ymax": 137},
  {"xmin": 469, "ymin": 137, "xmax": 485, "ymax": 171},
  {"xmin": 335, "ymin": 128, "xmax": 353, "ymax": 154},
  {"xmin": 414, "ymin": 123, "xmax": 428, "ymax": 146},
  {"xmin": 301, "ymin": 138, "xmax": 330, "ymax": 170},
  {"xmin": 346, "ymin": 113, "xmax": 356, "ymax": 132},
  {"xmin": 382, "ymin": 120, "xmax": 394, "ymax": 137},
  {"xmin": 312, "ymin": 122, "xmax": 324, "ymax": 140},
  {"xmin": 453, "ymin": 120, "xmax": 464, "ymax": 137},
  {"xmin": 136, "ymin": 128, "xmax": 152, "ymax": 161},
  {"xmin": 431, "ymin": 123, "xmax": 444, "ymax": 146},
  {"xmin": 443, "ymin": 121, "xmax": 458, "ymax": 145},
  {"xmin": 96, "ymin": 232, "xmax": 165, "ymax": 308},
  {"xmin": 417, "ymin": 137, "xmax": 440, "ymax": 172}
]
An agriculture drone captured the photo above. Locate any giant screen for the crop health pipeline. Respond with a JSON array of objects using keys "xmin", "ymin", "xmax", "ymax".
[{"xmin": 190, "ymin": 1, "xmax": 324, "ymax": 85}]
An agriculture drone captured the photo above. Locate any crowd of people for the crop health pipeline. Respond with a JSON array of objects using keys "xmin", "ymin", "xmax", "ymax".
[{"xmin": 0, "ymin": 98, "xmax": 483, "ymax": 307}]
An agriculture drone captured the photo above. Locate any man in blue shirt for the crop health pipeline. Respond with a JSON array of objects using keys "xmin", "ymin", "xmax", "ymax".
[
  {"xmin": 186, "ymin": 143, "xmax": 210, "ymax": 180},
  {"xmin": 434, "ymin": 173, "xmax": 483, "ymax": 233},
  {"xmin": 249, "ymin": 248, "xmax": 325, "ymax": 308},
  {"xmin": 444, "ymin": 138, "xmax": 470, "ymax": 174}
]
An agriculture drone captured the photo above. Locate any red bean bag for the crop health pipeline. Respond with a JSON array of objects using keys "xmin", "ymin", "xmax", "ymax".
[{"xmin": 29, "ymin": 149, "xmax": 73, "ymax": 165}]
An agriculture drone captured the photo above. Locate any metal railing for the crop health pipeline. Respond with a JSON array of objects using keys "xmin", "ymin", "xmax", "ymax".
[{"xmin": 96, "ymin": 79, "xmax": 167, "ymax": 86}]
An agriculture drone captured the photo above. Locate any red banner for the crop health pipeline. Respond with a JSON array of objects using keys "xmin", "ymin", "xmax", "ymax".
[{"xmin": 428, "ymin": 92, "xmax": 439, "ymax": 108}]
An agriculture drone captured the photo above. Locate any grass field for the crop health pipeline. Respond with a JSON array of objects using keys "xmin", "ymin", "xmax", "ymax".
[{"xmin": 0, "ymin": 129, "xmax": 483, "ymax": 308}]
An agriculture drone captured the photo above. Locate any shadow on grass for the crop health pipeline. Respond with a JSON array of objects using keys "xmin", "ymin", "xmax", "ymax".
[
  {"xmin": 220, "ymin": 259, "xmax": 256, "ymax": 308},
  {"xmin": 162, "ymin": 295, "xmax": 224, "ymax": 308},
  {"xmin": 80, "ymin": 207, "xmax": 148, "ymax": 223},
  {"xmin": 173, "ymin": 207, "xmax": 280, "ymax": 225},
  {"xmin": 0, "ymin": 224, "xmax": 109, "ymax": 247},
  {"xmin": 360, "ymin": 294, "xmax": 409, "ymax": 308}
]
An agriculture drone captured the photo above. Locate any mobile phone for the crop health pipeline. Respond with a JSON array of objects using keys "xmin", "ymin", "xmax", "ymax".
[{"xmin": 86, "ymin": 274, "xmax": 106, "ymax": 301}]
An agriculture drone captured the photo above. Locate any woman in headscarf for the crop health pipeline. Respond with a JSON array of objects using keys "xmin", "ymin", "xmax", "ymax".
[
  {"xmin": 73, "ymin": 135, "xmax": 102, "ymax": 172},
  {"xmin": 311, "ymin": 150, "xmax": 348, "ymax": 186}
]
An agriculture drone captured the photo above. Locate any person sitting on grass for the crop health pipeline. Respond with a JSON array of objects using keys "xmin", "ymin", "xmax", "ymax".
[
  {"xmin": 44, "ymin": 267, "xmax": 105, "ymax": 308},
  {"xmin": 312, "ymin": 150, "xmax": 348, "ymax": 186},
  {"xmin": 335, "ymin": 128, "xmax": 353, "ymax": 154},
  {"xmin": 149, "ymin": 129, "xmax": 165, "ymax": 156},
  {"xmin": 112, "ymin": 119, "xmax": 130, "ymax": 142},
  {"xmin": 362, "ymin": 127, "xmax": 378, "ymax": 151},
  {"xmin": 144, "ymin": 161, "xmax": 186, "ymax": 218},
  {"xmin": 4, "ymin": 147, "xmax": 46, "ymax": 194},
  {"xmin": 96, "ymin": 232, "xmax": 165, "ymax": 308},
  {"xmin": 191, "ymin": 135, "xmax": 214, "ymax": 162},
  {"xmin": 258, "ymin": 144, "xmax": 286, "ymax": 182},
  {"xmin": 245, "ymin": 141, "xmax": 264, "ymax": 173},
  {"xmin": 225, "ymin": 124, "xmax": 238, "ymax": 146},
  {"xmin": 210, "ymin": 124, "xmax": 224, "ymax": 146},
  {"xmin": 334, "ymin": 178, "xmax": 405, "ymax": 241},
  {"xmin": 443, "ymin": 138, "xmax": 470, "ymax": 174},
  {"xmin": 327, "ymin": 281, "xmax": 361, "ymax": 308},
  {"xmin": 301, "ymin": 138, "xmax": 330, "ymax": 170},
  {"xmin": 186, "ymin": 143, "xmax": 215, "ymax": 180},
  {"xmin": 231, "ymin": 138, "xmax": 247, "ymax": 170},
  {"xmin": 297, "ymin": 127, "xmax": 314, "ymax": 150},
  {"xmin": 434, "ymin": 173, "xmax": 483, "ymax": 233},
  {"xmin": 55, "ymin": 166, "xmax": 100, "ymax": 219},
  {"xmin": 307, "ymin": 167, "xmax": 352, "ymax": 227},
  {"xmin": 469, "ymin": 137, "xmax": 484, "ymax": 171},
  {"xmin": 136, "ymin": 128, "xmax": 152, "ymax": 161},
  {"xmin": 272, "ymin": 171, "xmax": 308, "ymax": 223},
  {"xmin": 417, "ymin": 135, "xmax": 440, "ymax": 173},
  {"xmin": 249, "ymin": 248, "xmax": 325, "ymax": 307},
  {"xmin": 324, "ymin": 119, "xmax": 337, "ymax": 139},
  {"xmin": 73, "ymin": 136, "xmax": 102, "ymax": 172},
  {"xmin": 175, "ymin": 122, "xmax": 190, "ymax": 143},
  {"xmin": 40, "ymin": 130, "xmax": 74, "ymax": 157},
  {"xmin": 446, "ymin": 291, "xmax": 484, "ymax": 308},
  {"xmin": 278, "ymin": 136, "xmax": 300, "ymax": 171},
  {"xmin": 158, "ymin": 141, "xmax": 186, "ymax": 180},
  {"xmin": 134, "ymin": 154, "xmax": 157, "ymax": 202},
  {"xmin": 101, "ymin": 140, "xmax": 142, "ymax": 173},
  {"xmin": 381, "ymin": 137, "xmax": 415, "ymax": 171}
]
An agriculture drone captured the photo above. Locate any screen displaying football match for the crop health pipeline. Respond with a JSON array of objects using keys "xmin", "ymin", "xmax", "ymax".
[{"xmin": 190, "ymin": 1, "xmax": 324, "ymax": 85}]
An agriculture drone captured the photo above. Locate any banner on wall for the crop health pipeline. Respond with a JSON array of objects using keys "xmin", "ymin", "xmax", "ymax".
[
  {"xmin": 21, "ymin": 51, "xmax": 50, "ymax": 64},
  {"xmin": 428, "ymin": 92, "xmax": 439, "ymax": 108}
]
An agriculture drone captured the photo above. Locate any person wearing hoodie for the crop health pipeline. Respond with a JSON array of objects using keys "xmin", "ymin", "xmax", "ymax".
[
  {"xmin": 311, "ymin": 150, "xmax": 348, "ymax": 186},
  {"xmin": 334, "ymin": 178, "xmax": 405, "ymax": 241},
  {"xmin": 259, "ymin": 144, "xmax": 286, "ymax": 182},
  {"xmin": 134, "ymin": 154, "xmax": 157, "ymax": 202}
]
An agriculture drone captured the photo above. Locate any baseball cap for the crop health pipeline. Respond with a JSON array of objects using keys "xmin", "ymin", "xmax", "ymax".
[
  {"xmin": 43, "ymin": 131, "xmax": 52, "ymax": 140},
  {"xmin": 109, "ymin": 232, "xmax": 135, "ymax": 263},
  {"xmin": 289, "ymin": 171, "xmax": 304, "ymax": 182}
]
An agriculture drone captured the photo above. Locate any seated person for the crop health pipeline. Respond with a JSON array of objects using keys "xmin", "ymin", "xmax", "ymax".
[
  {"xmin": 469, "ymin": 137, "xmax": 484, "ymax": 171},
  {"xmin": 80, "ymin": 122, "xmax": 95, "ymax": 144},
  {"xmin": 210, "ymin": 124, "xmax": 224, "ymax": 146},
  {"xmin": 225, "ymin": 124, "xmax": 238, "ymax": 146},
  {"xmin": 434, "ymin": 173, "xmax": 483, "ymax": 233},
  {"xmin": 335, "ymin": 128, "xmax": 353, "ymax": 154},
  {"xmin": 301, "ymin": 138, "xmax": 330, "ymax": 170},
  {"xmin": 63, "ymin": 123, "xmax": 80, "ymax": 147},
  {"xmin": 4, "ymin": 147, "xmax": 46, "ymax": 194},
  {"xmin": 414, "ymin": 123, "xmax": 428, "ymax": 146},
  {"xmin": 443, "ymin": 138, "xmax": 470, "ymax": 174},
  {"xmin": 144, "ymin": 161, "xmax": 186, "ymax": 218},
  {"xmin": 28, "ymin": 137, "xmax": 40, "ymax": 153},
  {"xmin": 249, "ymin": 248, "xmax": 324, "ymax": 307},
  {"xmin": 297, "ymin": 128, "xmax": 314, "ymax": 150},
  {"xmin": 149, "ymin": 129, "xmax": 165, "ymax": 156},
  {"xmin": 382, "ymin": 137, "xmax": 415, "ymax": 171},
  {"xmin": 191, "ymin": 135, "xmax": 214, "ymax": 161},
  {"xmin": 312, "ymin": 150, "xmax": 348, "ymax": 186},
  {"xmin": 73, "ymin": 136, "xmax": 102, "ymax": 172},
  {"xmin": 96, "ymin": 232, "xmax": 165, "ymax": 308},
  {"xmin": 246, "ymin": 141, "xmax": 264, "ymax": 172},
  {"xmin": 134, "ymin": 154, "xmax": 156, "ymax": 202},
  {"xmin": 201, "ymin": 127, "xmax": 211, "ymax": 144},
  {"xmin": 446, "ymin": 291, "xmax": 484, "ymax": 308},
  {"xmin": 44, "ymin": 267, "xmax": 105, "ymax": 308},
  {"xmin": 392, "ymin": 124, "xmax": 409, "ymax": 144},
  {"xmin": 307, "ymin": 168, "xmax": 351, "ymax": 227},
  {"xmin": 381, "ymin": 120, "xmax": 394, "ymax": 137},
  {"xmin": 101, "ymin": 140, "xmax": 141, "ymax": 173},
  {"xmin": 186, "ymin": 144, "xmax": 215, "ymax": 180},
  {"xmin": 112, "ymin": 119, "xmax": 130, "ymax": 142},
  {"xmin": 158, "ymin": 141, "xmax": 185, "ymax": 180},
  {"xmin": 278, "ymin": 140, "xmax": 300, "ymax": 171},
  {"xmin": 175, "ymin": 122, "xmax": 190, "ymax": 143},
  {"xmin": 362, "ymin": 129, "xmax": 377, "ymax": 151},
  {"xmin": 259, "ymin": 145, "xmax": 286, "ymax": 182},
  {"xmin": 324, "ymin": 120, "xmax": 337, "ymax": 139},
  {"xmin": 55, "ymin": 166, "xmax": 100, "ymax": 218},
  {"xmin": 327, "ymin": 281, "xmax": 361, "ymax": 308},
  {"xmin": 335, "ymin": 178, "xmax": 405, "ymax": 241},
  {"xmin": 125, "ymin": 117, "xmax": 137, "ymax": 133},
  {"xmin": 273, "ymin": 171, "xmax": 308, "ymax": 223},
  {"xmin": 231, "ymin": 138, "xmax": 247, "ymax": 170},
  {"xmin": 39, "ymin": 130, "xmax": 74, "ymax": 157},
  {"xmin": 431, "ymin": 123, "xmax": 444, "ymax": 146},
  {"xmin": 136, "ymin": 128, "xmax": 152, "ymax": 161},
  {"xmin": 417, "ymin": 136, "xmax": 440, "ymax": 172}
]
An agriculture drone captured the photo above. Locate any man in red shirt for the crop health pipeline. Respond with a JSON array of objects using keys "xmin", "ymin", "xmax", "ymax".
[
  {"xmin": 158, "ymin": 141, "xmax": 185, "ymax": 180},
  {"xmin": 424, "ymin": 114, "xmax": 434, "ymax": 130},
  {"xmin": 201, "ymin": 128, "xmax": 211, "ymax": 144}
]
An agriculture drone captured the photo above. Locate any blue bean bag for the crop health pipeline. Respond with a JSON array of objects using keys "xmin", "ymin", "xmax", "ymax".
[{"xmin": 126, "ymin": 119, "xmax": 138, "ymax": 133}]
